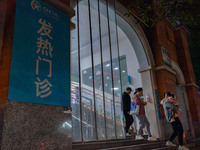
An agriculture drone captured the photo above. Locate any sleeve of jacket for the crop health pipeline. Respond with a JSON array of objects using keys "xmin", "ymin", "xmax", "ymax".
[
  {"xmin": 134, "ymin": 95, "xmax": 145, "ymax": 105},
  {"xmin": 167, "ymin": 97, "xmax": 178, "ymax": 105},
  {"xmin": 122, "ymin": 93, "xmax": 130, "ymax": 113}
]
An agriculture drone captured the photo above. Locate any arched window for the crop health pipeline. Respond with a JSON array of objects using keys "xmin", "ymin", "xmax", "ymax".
[{"xmin": 70, "ymin": 0, "xmax": 144, "ymax": 142}]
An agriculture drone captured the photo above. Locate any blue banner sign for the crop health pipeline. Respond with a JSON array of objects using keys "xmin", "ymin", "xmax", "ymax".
[
  {"xmin": 161, "ymin": 46, "xmax": 172, "ymax": 67},
  {"xmin": 155, "ymin": 90, "xmax": 162, "ymax": 120},
  {"xmin": 8, "ymin": 0, "xmax": 70, "ymax": 106}
]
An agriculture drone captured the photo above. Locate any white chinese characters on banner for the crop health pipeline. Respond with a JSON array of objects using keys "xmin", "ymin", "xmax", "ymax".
[
  {"xmin": 35, "ymin": 77, "xmax": 52, "ymax": 98},
  {"xmin": 37, "ymin": 19, "xmax": 53, "ymax": 39},
  {"xmin": 35, "ymin": 18, "xmax": 53, "ymax": 98},
  {"xmin": 37, "ymin": 37, "xmax": 53, "ymax": 57}
]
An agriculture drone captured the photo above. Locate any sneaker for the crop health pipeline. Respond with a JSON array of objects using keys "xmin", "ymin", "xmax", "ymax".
[
  {"xmin": 128, "ymin": 129, "xmax": 132, "ymax": 134},
  {"xmin": 135, "ymin": 135, "xmax": 144, "ymax": 140},
  {"xmin": 178, "ymin": 145, "xmax": 190, "ymax": 150},
  {"xmin": 147, "ymin": 136, "xmax": 157, "ymax": 141},
  {"xmin": 166, "ymin": 141, "xmax": 176, "ymax": 147},
  {"xmin": 126, "ymin": 133, "xmax": 131, "ymax": 136}
]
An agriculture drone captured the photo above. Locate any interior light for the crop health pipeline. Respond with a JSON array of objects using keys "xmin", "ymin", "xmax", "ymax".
[
  {"xmin": 122, "ymin": 70, "xmax": 125, "ymax": 73},
  {"xmin": 63, "ymin": 122, "xmax": 72, "ymax": 128},
  {"xmin": 96, "ymin": 71, "xmax": 101, "ymax": 75},
  {"xmin": 114, "ymin": 67, "xmax": 118, "ymax": 70},
  {"xmin": 106, "ymin": 64, "xmax": 110, "ymax": 67}
]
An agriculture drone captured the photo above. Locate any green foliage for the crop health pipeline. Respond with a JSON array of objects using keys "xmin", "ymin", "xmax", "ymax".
[
  {"xmin": 125, "ymin": 0, "xmax": 200, "ymax": 27},
  {"xmin": 125, "ymin": 0, "xmax": 200, "ymax": 87},
  {"xmin": 188, "ymin": 24, "xmax": 200, "ymax": 87}
]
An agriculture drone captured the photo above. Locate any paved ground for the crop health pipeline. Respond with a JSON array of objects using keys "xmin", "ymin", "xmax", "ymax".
[{"xmin": 191, "ymin": 146, "xmax": 200, "ymax": 150}]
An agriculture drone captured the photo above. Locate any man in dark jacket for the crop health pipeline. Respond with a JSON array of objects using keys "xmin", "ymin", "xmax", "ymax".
[{"xmin": 122, "ymin": 87, "xmax": 134, "ymax": 136}]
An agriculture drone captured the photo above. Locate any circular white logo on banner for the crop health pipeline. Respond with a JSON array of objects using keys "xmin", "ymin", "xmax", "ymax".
[{"xmin": 31, "ymin": 0, "xmax": 41, "ymax": 11}]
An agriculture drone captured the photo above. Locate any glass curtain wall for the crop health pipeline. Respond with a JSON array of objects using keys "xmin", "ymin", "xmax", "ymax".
[
  {"xmin": 70, "ymin": 1, "xmax": 81, "ymax": 142},
  {"xmin": 79, "ymin": 0, "xmax": 97, "ymax": 142},
  {"xmin": 90, "ymin": 0, "xmax": 106, "ymax": 140},
  {"xmin": 107, "ymin": 0, "xmax": 124, "ymax": 139},
  {"xmin": 70, "ymin": 0, "xmax": 126, "ymax": 142}
]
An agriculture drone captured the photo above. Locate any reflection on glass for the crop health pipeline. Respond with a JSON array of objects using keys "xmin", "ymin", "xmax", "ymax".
[
  {"xmin": 99, "ymin": 0, "xmax": 116, "ymax": 140},
  {"xmin": 120, "ymin": 55, "xmax": 129, "ymax": 92},
  {"xmin": 71, "ymin": 0, "xmax": 141, "ymax": 142},
  {"xmin": 70, "ymin": 0, "xmax": 82, "ymax": 142},
  {"xmin": 108, "ymin": 0, "xmax": 125, "ymax": 139},
  {"xmin": 79, "ymin": 0, "xmax": 97, "ymax": 141},
  {"xmin": 90, "ymin": 0, "xmax": 106, "ymax": 140}
]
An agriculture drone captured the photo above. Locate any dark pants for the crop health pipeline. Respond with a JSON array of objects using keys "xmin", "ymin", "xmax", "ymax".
[
  {"xmin": 124, "ymin": 113, "xmax": 134, "ymax": 133},
  {"xmin": 169, "ymin": 117, "xmax": 184, "ymax": 146}
]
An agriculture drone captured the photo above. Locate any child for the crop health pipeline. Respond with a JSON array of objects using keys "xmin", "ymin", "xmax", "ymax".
[{"xmin": 166, "ymin": 93, "xmax": 179, "ymax": 122}]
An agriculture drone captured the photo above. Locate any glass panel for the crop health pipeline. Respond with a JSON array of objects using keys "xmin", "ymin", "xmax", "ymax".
[
  {"xmin": 70, "ymin": 0, "xmax": 82, "ymax": 142},
  {"xmin": 79, "ymin": 0, "xmax": 97, "ymax": 141},
  {"xmin": 120, "ymin": 55, "xmax": 129, "ymax": 92},
  {"xmin": 90, "ymin": 0, "xmax": 106, "ymax": 140},
  {"xmin": 116, "ymin": 13, "xmax": 143, "ymax": 135},
  {"xmin": 99, "ymin": 0, "xmax": 116, "ymax": 139},
  {"xmin": 116, "ymin": 15, "xmax": 142, "ymax": 91},
  {"xmin": 108, "ymin": 0, "xmax": 125, "ymax": 139}
]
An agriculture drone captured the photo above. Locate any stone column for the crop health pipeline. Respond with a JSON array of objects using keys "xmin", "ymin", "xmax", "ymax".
[
  {"xmin": 0, "ymin": 0, "xmax": 73, "ymax": 149},
  {"xmin": 139, "ymin": 66, "xmax": 164, "ymax": 140}
]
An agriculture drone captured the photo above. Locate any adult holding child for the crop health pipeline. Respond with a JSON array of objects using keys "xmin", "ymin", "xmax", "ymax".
[{"xmin": 161, "ymin": 92, "xmax": 189, "ymax": 150}]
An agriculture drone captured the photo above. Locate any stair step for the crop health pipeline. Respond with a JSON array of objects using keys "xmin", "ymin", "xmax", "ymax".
[
  {"xmin": 99, "ymin": 142, "xmax": 165, "ymax": 150},
  {"xmin": 150, "ymin": 146, "xmax": 178, "ymax": 150},
  {"xmin": 72, "ymin": 140, "xmax": 161, "ymax": 150}
]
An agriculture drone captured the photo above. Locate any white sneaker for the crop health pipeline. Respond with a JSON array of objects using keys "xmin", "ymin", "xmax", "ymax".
[
  {"xmin": 166, "ymin": 141, "xmax": 176, "ymax": 147},
  {"xmin": 178, "ymin": 145, "xmax": 190, "ymax": 150},
  {"xmin": 147, "ymin": 136, "xmax": 157, "ymax": 141},
  {"xmin": 135, "ymin": 135, "xmax": 144, "ymax": 140},
  {"xmin": 126, "ymin": 133, "xmax": 131, "ymax": 136}
]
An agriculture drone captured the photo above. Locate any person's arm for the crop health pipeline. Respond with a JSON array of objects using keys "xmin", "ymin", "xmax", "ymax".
[
  {"xmin": 127, "ymin": 96, "xmax": 131, "ymax": 114},
  {"xmin": 167, "ymin": 97, "xmax": 178, "ymax": 105},
  {"xmin": 134, "ymin": 95, "xmax": 146, "ymax": 105},
  {"xmin": 122, "ymin": 94, "xmax": 129, "ymax": 114},
  {"xmin": 160, "ymin": 99, "xmax": 165, "ymax": 105}
]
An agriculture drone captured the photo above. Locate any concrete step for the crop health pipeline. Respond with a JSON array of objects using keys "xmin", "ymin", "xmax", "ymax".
[
  {"xmin": 73, "ymin": 140, "xmax": 164, "ymax": 150},
  {"xmin": 150, "ymin": 146, "xmax": 178, "ymax": 150},
  {"xmin": 99, "ymin": 142, "xmax": 167, "ymax": 150}
]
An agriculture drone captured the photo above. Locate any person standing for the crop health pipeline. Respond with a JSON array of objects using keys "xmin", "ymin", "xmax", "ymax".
[
  {"xmin": 122, "ymin": 87, "xmax": 134, "ymax": 136},
  {"xmin": 133, "ymin": 88, "xmax": 157, "ymax": 141},
  {"xmin": 162, "ymin": 92, "xmax": 189, "ymax": 150}
]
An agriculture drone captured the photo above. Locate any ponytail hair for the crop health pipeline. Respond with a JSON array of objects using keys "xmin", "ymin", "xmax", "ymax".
[{"xmin": 134, "ymin": 87, "xmax": 143, "ymax": 95}]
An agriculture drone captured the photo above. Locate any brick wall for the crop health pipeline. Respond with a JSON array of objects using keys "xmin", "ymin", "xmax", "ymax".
[
  {"xmin": 146, "ymin": 18, "xmax": 200, "ymax": 137},
  {"xmin": 0, "ymin": 0, "xmax": 15, "ymax": 102},
  {"xmin": 0, "ymin": 0, "xmax": 15, "ymax": 147},
  {"xmin": 175, "ymin": 28, "xmax": 196, "ymax": 84},
  {"xmin": 0, "ymin": 0, "xmax": 7, "ymax": 59}
]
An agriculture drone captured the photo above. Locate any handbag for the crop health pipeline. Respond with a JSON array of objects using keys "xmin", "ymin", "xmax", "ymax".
[{"xmin": 130, "ymin": 101, "xmax": 139, "ymax": 115}]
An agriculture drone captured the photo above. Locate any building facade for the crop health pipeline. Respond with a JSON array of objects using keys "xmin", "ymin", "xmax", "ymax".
[{"xmin": 0, "ymin": 0, "xmax": 200, "ymax": 149}]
